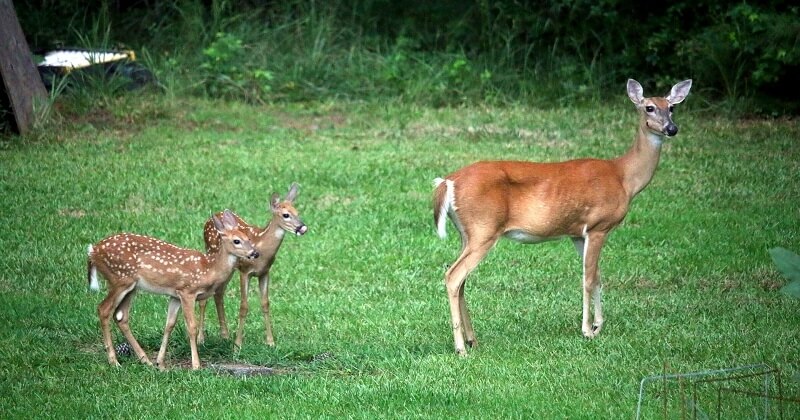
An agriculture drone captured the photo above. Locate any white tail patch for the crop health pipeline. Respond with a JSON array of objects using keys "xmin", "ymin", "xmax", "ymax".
[
  {"xmin": 434, "ymin": 178, "xmax": 456, "ymax": 239},
  {"xmin": 87, "ymin": 244, "xmax": 100, "ymax": 291}
]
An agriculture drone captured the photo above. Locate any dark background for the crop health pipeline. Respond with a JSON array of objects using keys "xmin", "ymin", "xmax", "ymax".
[{"xmin": 13, "ymin": 0, "xmax": 800, "ymax": 114}]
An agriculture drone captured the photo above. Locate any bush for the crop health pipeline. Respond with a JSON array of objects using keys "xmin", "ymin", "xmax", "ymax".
[
  {"xmin": 680, "ymin": 4, "xmax": 800, "ymax": 114},
  {"xmin": 198, "ymin": 32, "xmax": 273, "ymax": 103},
  {"xmin": 11, "ymin": 0, "xmax": 800, "ymax": 113}
]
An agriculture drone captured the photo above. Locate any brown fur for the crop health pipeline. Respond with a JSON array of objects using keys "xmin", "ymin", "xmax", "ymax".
[
  {"xmin": 87, "ymin": 210, "xmax": 258, "ymax": 369},
  {"xmin": 197, "ymin": 183, "xmax": 307, "ymax": 348},
  {"xmin": 434, "ymin": 79, "xmax": 692, "ymax": 354}
]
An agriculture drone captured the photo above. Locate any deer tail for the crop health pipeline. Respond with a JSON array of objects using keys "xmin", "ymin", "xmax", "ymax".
[
  {"xmin": 87, "ymin": 244, "xmax": 99, "ymax": 292},
  {"xmin": 432, "ymin": 178, "xmax": 455, "ymax": 239}
]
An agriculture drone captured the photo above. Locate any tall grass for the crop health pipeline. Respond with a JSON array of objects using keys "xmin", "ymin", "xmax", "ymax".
[
  {"xmin": 14, "ymin": 0, "xmax": 605, "ymax": 110},
  {"xmin": 13, "ymin": 0, "xmax": 800, "ymax": 116}
]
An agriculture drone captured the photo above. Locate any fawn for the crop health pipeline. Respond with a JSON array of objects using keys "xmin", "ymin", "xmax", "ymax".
[
  {"xmin": 198, "ymin": 183, "xmax": 307, "ymax": 348},
  {"xmin": 87, "ymin": 209, "xmax": 259, "ymax": 369}
]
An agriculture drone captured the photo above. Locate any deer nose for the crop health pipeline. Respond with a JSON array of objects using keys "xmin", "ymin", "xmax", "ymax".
[
  {"xmin": 250, "ymin": 251, "xmax": 260, "ymax": 259},
  {"xmin": 665, "ymin": 124, "xmax": 678, "ymax": 137},
  {"xmin": 295, "ymin": 225, "xmax": 308, "ymax": 236}
]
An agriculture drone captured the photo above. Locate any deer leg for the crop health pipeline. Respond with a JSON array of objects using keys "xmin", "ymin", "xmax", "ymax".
[
  {"xmin": 178, "ymin": 293, "xmax": 201, "ymax": 370},
  {"xmin": 257, "ymin": 273, "xmax": 275, "ymax": 346},
  {"xmin": 575, "ymin": 233, "xmax": 606, "ymax": 338},
  {"xmin": 197, "ymin": 286, "xmax": 227, "ymax": 344},
  {"xmin": 156, "ymin": 297, "xmax": 182, "ymax": 370},
  {"xmin": 197, "ymin": 275, "xmax": 232, "ymax": 344},
  {"xmin": 113, "ymin": 289, "xmax": 152, "ymax": 366},
  {"xmin": 234, "ymin": 272, "xmax": 250, "ymax": 350},
  {"xmin": 445, "ymin": 237, "xmax": 497, "ymax": 355},
  {"xmin": 97, "ymin": 282, "xmax": 135, "ymax": 367},
  {"xmin": 213, "ymin": 285, "xmax": 230, "ymax": 340},
  {"xmin": 197, "ymin": 299, "xmax": 208, "ymax": 344},
  {"xmin": 459, "ymin": 282, "xmax": 477, "ymax": 348}
]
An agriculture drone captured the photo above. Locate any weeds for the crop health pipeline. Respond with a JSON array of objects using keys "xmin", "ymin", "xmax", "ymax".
[{"xmin": 14, "ymin": 1, "xmax": 800, "ymax": 116}]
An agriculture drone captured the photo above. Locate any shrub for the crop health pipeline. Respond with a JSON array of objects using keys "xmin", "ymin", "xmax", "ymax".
[
  {"xmin": 198, "ymin": 32, "xmax": 273, "ymax": 103},
  {"xmin": 680, "ymin": 4, "xmax": 800, "ymax": 114}
]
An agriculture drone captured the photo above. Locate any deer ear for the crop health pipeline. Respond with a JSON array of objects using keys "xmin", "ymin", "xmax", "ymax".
[
  {"xmin": 270, "ymin": 193, "xmax": 281, "ymax": 211},
  {"xmin": 212, "ymin": 213, "xmax": 225, "ymax": 232},
  {"xmin": 286, "ymin": 182, "xmax": 299, "ymax": 202},
  {"xmin": 221, "ymin": 209, "xmax": 237, "ymax": 230},
  {"xmin": 627, "ymin": 79, "xmax": 644, "ymax": 104},
  {"xmin": 666, "ymin": 79, "xmax": 692, "ymax": 105}
]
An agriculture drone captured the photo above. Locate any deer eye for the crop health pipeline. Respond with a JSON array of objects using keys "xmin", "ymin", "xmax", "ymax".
[
  {"xmin": 645, "ymin": 106, "xmax": 655, "ymax": 113},
  {"xmin": 233, "ymin": 239, "xmax": 241, "ymax": 245},
  {"xmin": 282, "ymin": 213, "xmax": 290, "ymax": 219}
]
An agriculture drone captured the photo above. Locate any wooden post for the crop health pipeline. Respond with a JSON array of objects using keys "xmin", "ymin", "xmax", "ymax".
[{"xmin": 0, "ymin": 0, "xmax": 47, "ymax": 135}]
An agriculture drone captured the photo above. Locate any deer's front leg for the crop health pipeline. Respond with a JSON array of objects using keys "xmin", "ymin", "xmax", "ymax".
[
  {"xmin": 197, "ymin": 299, "xmax": 208, "ymax": 344},
  {"xmin": 234, "ymin": 272, "xmax": 251, "ymax": 349},
  {"xmin": 198, "ymin": 275, "xmax": 232, "ymax": 344},
  {"xmin": 577, "ymin": 232, "xmax": 606, "ymax": 338},
  {"xmin": 178, "ymin": 294, "xmax": 201, "ymax": 370},
  {"xmin": 156, "ymin": 297, "xmax": 182, "ymax": 370},
  {"xmin": 213, "ymin": 286, "xmax": 230, "ymax": 340},
  {"xmin": 258, "ymin": 273, "xmax": 275, "ymax": 346}
]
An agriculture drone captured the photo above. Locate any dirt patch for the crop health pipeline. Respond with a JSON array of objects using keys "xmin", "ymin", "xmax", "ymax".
[
  {"xmin": 210, "ymin": 363, "xmax": 292, "ymax": 377},
  {"xmin": 315, "ymin": 193, "xmax": 355, "ymax": 210},
  {"xmin": 275, "ymin": 111, "xmax": 348, "ymax": 133},
  {"xmin": 58, "ymin": 208, "xmax": 87, "ymax": 218}
]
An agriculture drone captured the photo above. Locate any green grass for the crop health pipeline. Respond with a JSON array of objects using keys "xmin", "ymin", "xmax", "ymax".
[{"xmin": 1, "ymin": 93, "xmax": 799, "ymax": 418}]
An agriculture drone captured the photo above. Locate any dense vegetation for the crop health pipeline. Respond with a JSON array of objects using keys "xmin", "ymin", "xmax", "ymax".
[{"xmin": 13, "ymin": 0, "xmax": 800, "ymax": 113}]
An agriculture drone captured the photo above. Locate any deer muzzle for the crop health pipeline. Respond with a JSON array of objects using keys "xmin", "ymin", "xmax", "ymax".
[{"xmin": 665, "ymin": 123, "xmax": 678, "ymax": 137}]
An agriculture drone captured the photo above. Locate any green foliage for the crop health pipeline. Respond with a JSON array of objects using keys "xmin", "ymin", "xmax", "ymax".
[
  {"xmin": 381, "ymin": 36, "xmax": 417, "ymax": 86},
  {"xmin": 11, "ymin": 1, "xmax": 800, "ymax": 114},
  {"xmin": 769, "ymin": 247, "xmax": 800, "ymax": 299},
  {"xmin": 198, "ymin": 32, "xmax": 273, "ymax": 103},
  {"xmin": 680, "ymin": 4, "xmax": 800, "ymax": 114}
]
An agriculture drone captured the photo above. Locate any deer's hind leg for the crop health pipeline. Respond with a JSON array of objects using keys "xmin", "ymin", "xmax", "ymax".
[
  {"xmin": 97, "ymin": 282, "xmax": 136, "ymax": 366},
  {"xmin": 113, "ymin": 288, "xmax": 152, "ymax": 365},
  {"xmin": 444, "ymin": 233, "xmax": 499, "ymax": 355}
]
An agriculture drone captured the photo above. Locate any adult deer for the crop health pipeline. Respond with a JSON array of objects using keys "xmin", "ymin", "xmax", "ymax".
[
  {"xmin": 198, "ymin": 183, "xmax": 307, "ymax": 348},
  {"xmin": 432, "ymin": 79, "xmax": 692, "ymax": 355},
  {"xmin": 87, "ymin": 210, "xmax": 259, "ymax": 369}
]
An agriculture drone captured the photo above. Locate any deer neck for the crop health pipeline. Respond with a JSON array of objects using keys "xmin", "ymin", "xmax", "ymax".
[
  {"xmin": 615, "ymin": 119, "xmax": 664, "ymax": 199},
  {"xmin": 256, "ymin": 218, "xmax": 285, "ymax": 252},
  {"xmin": 200, "ymin": 248, "xmax": 238, "ymax": 280}
]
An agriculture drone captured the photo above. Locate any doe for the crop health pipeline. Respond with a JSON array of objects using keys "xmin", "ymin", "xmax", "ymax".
[
  {"xmin": 198, "ymin": 183, "xmax": 307, "ymax": 348},
  {"xmin": 87, "ymin": 210, "xmax": 259, "ymax": 369},
  {"xmin": 432, "ymin": 79, "xmax": 692, "ymax": 355}
]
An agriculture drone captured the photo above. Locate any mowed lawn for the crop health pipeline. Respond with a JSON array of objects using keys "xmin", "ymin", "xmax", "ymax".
[{"xmin": 1, "ymin": 95, "xmax": 798, "ymax": 418}]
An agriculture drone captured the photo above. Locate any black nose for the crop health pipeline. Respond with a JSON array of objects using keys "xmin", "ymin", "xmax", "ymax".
[
  {"xmin": 665, "ymin": 124, "xmax": 678, "ymax": 137},
  {"xmin": 251, "ymin": 251, "xmax": 260, "ymax": 259}
]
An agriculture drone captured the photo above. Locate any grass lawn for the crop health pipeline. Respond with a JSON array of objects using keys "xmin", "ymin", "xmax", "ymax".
[{"xmin": 1, "ymin": 93, "xmax": 798, "ymax": 418}]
